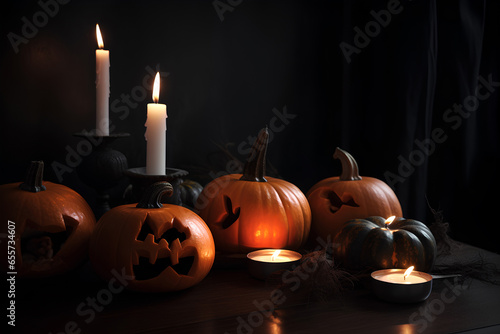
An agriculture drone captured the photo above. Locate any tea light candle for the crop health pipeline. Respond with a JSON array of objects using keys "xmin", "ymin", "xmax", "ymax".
[
  {"xmin": 145, "ymin": 72, "xmax": 167, "ymax": 175},
  {"xmin": 95, "ymin": 24, "xmax": 110, "ymax": 136},
  {"xmin": 247, "ymin": 249, "xmax": 301, "ymax": 280},
  {"xmin": 371, "ymin": 266, "xmax": 432, "ymax": 303}
]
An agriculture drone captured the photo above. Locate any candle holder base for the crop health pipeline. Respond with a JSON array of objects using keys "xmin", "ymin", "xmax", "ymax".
[
  {"xmin": 125, "ymin": 167, "xmax": 197, "ymax": 207},
  {"xmin": 73, "ymin": 132, "xmax": 130, "ymax": 219}
]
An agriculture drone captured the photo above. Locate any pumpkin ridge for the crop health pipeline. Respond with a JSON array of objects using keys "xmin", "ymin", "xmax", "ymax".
[{"xmin": 270, "ymin": 180, "xmax": 310, "ymax": 246}]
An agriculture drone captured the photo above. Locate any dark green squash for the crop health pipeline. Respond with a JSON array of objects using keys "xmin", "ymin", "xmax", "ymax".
[{"xmin": 333, "ymin": 216, "xmax": 436, "ymax": 272}]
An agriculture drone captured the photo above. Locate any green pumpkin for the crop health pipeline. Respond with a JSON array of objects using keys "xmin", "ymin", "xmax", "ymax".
[{"xmin": 333, "ymin": 216, "xmax": 436, "ymax": 272}]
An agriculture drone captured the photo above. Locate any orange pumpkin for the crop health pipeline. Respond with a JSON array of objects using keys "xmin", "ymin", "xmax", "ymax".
[
  {"xmin": 195, "ymin": 128, "xmax": 311, "ymax": 253},
  {"xmin": 0, "ymin": 161, "xmax": 95, "ymax": 277},
  {"xmin": 90, "ymin": 182, "xmax": 215, "ymax": 292},
  {"xmin": 307, "ymin": 148, "xmax": 402, "ymax": 241}
]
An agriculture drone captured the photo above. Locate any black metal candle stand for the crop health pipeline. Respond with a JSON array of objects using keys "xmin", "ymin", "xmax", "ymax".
[
  {"xmin": 125, "ymin": 167, "xmax": 190, "ymax": 206},
  {"xmin": 73, "ymin": 131, "xmax": 130, "ymax": 218}
]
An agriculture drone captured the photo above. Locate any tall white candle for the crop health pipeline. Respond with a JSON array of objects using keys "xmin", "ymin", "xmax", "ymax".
[
  {"xmin": 95, "ymin": 24, "xmax": 110, "ymax": 136},
  {"xmin": 145, "ymin": 72, "xmax": 167, "ymax": 175}
]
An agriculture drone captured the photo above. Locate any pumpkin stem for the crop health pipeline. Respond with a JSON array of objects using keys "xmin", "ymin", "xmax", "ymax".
[
  {"xmin": 333, "ymin": 147, "xmax": 362, "ymax": 181},
  {"xmin": 136, "ymin": 182, "xmax": 174, "ymax": 209},
  {"xmin": 19, "ymin": 161, "xmax": 46, "ymax": 192},
  {"xmin": 240, "ymin": 127, "xmax": 269, "ymax": 182}
]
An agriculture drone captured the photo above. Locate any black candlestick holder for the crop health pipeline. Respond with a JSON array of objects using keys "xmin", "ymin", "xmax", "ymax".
[
  {"xmin": 125, "ymin": 167, "xmax": 190, "ymax": 206},
  {"xmin": 73, "ymin": 131, "xmax": 130, "ymax": 218}
]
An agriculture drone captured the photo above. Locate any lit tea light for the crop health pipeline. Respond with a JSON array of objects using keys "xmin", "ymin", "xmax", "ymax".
[
  {"xmin": 384, "ymin": 215, "xmax": 396, "ymax": 229},
  {"xmin": 247, "ymin": 249, "xmax": 301, "ymax": 280},
  {"xmin": 371, "ymin": 267, "xmax": 433, "ymax": 303}
]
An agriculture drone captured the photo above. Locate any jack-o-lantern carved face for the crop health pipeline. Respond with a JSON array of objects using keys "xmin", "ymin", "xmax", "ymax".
[
  {"xmin": 90, "ymin": 182, "xmax": 215, "ymax": 292},
  {"xmin": 196, "ymin": 128, "xmax": 311, "ymax": 253},
  {"xmin": 307, "ymin": 148, "xmax": 403, "ymax": 240},
  {"xmin": 0, "ymin": 161, "xmax": 96, "ymax": 278}
]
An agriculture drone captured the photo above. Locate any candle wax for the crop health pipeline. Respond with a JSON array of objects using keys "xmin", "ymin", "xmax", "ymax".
[
  {"xmin": 375, "ymin": 273, "xmax": 428, "ymax": 284},
  {"xmin": 96, "ymin": 49, "xmax": 110, "ymax": 136},
  {"xmin": 145, "ymin": 103, "xmax": 167, "ymax": 175},
  {"xmin": 250, "ymin": 255, "xmax": 294, "ymax": 263}
]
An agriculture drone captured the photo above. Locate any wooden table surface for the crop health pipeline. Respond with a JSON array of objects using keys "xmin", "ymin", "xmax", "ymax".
[{"xmin": 12, "ymin": 243, "xmax": 500, "ymax": 334}]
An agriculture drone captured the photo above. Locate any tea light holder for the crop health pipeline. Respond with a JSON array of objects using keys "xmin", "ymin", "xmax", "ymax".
[
  {"xmin": 371, "ymin": 268, "xmax": 433, "ymax": 303},
  {"xmin": 247, "ymin": 249, "xmax": 302, "ymax": 280}
]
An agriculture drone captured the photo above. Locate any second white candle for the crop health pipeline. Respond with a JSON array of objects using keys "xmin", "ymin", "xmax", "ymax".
[{"xmin": 145, "ymin": 72, "xmax": 167, "ymax": 175}]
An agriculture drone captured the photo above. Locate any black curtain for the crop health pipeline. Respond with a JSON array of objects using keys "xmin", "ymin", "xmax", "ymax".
[{"xmin": 1, "ymin": 0, "xmax": 499, "ymax": 253}]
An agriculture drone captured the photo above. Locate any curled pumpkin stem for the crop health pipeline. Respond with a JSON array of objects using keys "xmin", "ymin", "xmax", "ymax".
[
  {"xmin": 136, "ymin": 182, "xmax": 174, "ymax": 209},
  {"xmin": 240, "ymin": 127, "xmax": 269, "ymax": 182},
  {"xmin": 19, "ymin": 161, "xmax": 46, "ymax": 193},
  {"xmin": 333, "ymin": 147, "xmax": 362, "ymax": 181}
]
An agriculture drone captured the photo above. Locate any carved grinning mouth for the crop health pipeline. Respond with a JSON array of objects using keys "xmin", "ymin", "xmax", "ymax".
[{"xmin": 132, "ymin": 223, "xmax": 194, "ymax": 280}]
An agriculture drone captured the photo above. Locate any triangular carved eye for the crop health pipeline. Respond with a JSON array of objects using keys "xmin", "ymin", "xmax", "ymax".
[
  {"xmin": 21, "ymin": 217, "xmax": 77, "ymax": 265},
  {"xmin": 137, "ymin": 219, "xmax": 187, "ymax": 244},
  {"xmin": 326, "ymin": 191, "xmax": 359, "ymax": 214},
  {"xmin": 218, "ymin": 195, "xmax": 240, "ymax": 229}
]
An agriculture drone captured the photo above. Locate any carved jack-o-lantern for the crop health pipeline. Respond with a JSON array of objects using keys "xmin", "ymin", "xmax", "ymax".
[
  {"xmin": 195, "ymin": 128, "xmax": 311, "ymax": 253},
  {"xmin": 0, "ymin": 161, "xmax": 96, "ymax": 278},
  {"xmin": 90, "ymin": 182, "xmax": 215, "ymax": 292},
  {"xmin": 307, "ymin": 148, "xmax": 403, "ymax": 240}
]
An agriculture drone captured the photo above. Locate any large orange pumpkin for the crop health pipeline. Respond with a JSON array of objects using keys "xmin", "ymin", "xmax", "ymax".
[
  {"xmin": 307, "ymin": 148, "xmax": 402, "ymax": 241},
  {"xmin": 90, "ymin": 182, "xmax": 215, "ymax": 292},
  {"xmin": 195, "ymin": 128, "xmax": 311, "ymax": 253},
  {"xmin": 0, "ymin": 161, "xmax": 95, "ymax": 277}
]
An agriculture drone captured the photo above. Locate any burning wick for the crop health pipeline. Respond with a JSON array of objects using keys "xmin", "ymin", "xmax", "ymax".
[
  {"xmin": 271, "ymin": 250, "xmax": 281, "ymax": 262},
  {"xmin": 403, "ymin": 266, "xmax": 414, "ymax": 281},
  {"xmin": 385, "ymin": 216, "xmax": 396, "ymax": 229}
]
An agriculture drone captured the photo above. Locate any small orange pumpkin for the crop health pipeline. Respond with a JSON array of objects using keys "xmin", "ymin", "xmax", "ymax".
[
  {"xmin": 307, "ymin": 148, "xmax": 402, "ymax": 241},
  {"xmin": 90, "ymin": 182, "xmax": 215, "ymax": 292},
  {"xmin": 0, "ymin": 161, "xmax": 95, "ymax": 277},
  {"xmin": 195, "ymin": 128, "xmax": 311, "ymax": 253}
]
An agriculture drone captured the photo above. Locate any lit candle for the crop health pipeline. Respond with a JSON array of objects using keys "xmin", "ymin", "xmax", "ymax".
[
  {"xmin": 250, "ymin": 250, "xmax": 294, "ymax": 263},
  {"xmin": 247, "ymin": 249, "xmax": 302, "ymax": 280},
  {"xmin": 371, "ymin": 266, "xmax": 433, "ymax": 303},
  {"xmin": 145, "ymin": 72, "xmax": 167, "ymax": 175},
  {"xmin": 95, "ymin": 24, "xmax": 110, "ymax": 136},
  {"xmin": 384, "ymin": 215, "xmax": 396, "ymax": 229},
  {"xmin": 374, "ymin": 266, "xmax": 427, "ymax": 284}
]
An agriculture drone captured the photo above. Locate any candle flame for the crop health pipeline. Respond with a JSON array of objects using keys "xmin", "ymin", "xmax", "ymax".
[
  {"xmin": 271, "ymin": 250, "xmax": 281, "ymax": 262},
  {"xmin": 385, "ymin": 215, "xmax": 396, "ymax": 227},
  {"xmin": 403, "ymin": 266, "xmax": 414, "ymax": 280},
  {"xmin": 152, "ymin": 72, "xmax": 160, "ymax": 103},
  {"xmin": 96, "ymin": 24, "xmax": 104, "ymax": 49}
]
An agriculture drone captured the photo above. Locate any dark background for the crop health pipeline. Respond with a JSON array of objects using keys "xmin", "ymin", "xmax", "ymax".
[{"xmin": 1, "ymin": 0, "xmax": 499, "ymax": 253}]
